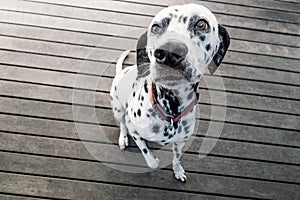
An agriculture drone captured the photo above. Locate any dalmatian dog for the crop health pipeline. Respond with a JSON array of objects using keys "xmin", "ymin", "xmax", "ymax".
[{"xmin": 110, "ymin": 4, "xmax": 230, "ymax": 182}]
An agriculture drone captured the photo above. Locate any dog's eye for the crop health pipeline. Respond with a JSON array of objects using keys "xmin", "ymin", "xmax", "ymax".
[
  {"xmin": 195, "ymin": 19, "xmax": 208, "ymax": 31},
  {"xmin": 151, "ymin": 24, "xmax": 162, "ymax": 34}
]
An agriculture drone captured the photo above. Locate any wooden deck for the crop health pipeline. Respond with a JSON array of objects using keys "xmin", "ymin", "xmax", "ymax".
[{"xmin": 0, "ymin": 0, "xmax": 300, "ymax": 199}]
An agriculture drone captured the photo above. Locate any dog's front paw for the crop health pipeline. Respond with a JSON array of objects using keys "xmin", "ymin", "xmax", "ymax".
[
  {"xmin": 173, "ymin": 164, "xmax": 187, "ymax": 183},
  {"xmin": 119, "ymin": 133, "xmax": 129, "ymax": 150},
  {"xmin": 146, "ymin": 157, "xmax": 160, "ymax": 169}
]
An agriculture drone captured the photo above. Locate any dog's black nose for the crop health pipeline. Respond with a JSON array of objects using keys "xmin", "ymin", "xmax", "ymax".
[{"xmin": 154, "ymin": 41, "xmax": 188, "ymax": 66}]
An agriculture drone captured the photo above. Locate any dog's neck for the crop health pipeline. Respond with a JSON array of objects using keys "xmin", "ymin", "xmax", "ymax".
[{"xmin": 152, "ymin": 82, "xmax": 199, "ymax": 116}]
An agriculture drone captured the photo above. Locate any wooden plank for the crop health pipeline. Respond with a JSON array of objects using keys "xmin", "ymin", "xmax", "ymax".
[
  {"xmin": 0, "ymin": 36, "xmax": 299, "ymax": 84},
  {"xmin": 0, "ymin": 21, "xmax": 299, "ymax": 73},
  {"xmin": 0, "ymin": 172, "xmax": 218, "ymax": 200},
  {"xmin": 0, "ymin": 10, "xmax": 143, "ymax": 39},
  {"xmin": 2, "ymin": 124, "xmax": 300, "ymax": 170},
  {"xmin": 0, "ymin": 194, "xmax": 46, "ymax": 200},
  {"xmin": 0, "ymin": 107, "xmax": 299, "ymax": 164},
  {"xmin": 116, "ymin": 0, "xmax": 300, "ymax": 24},
  {"xmin": 1, "ymin": 0, "xmax": 299, "ymax": 47},
  {"xmin": 1, "ymin": 64, "xmax": 299, "ymax": 102},
  {"xmin": 199, "ymin": 0, "xmax": 300, "ymax": 13},
  {"xmin": 275, "ymin": 0, "xmax": 300, "ymax": 4},
  {"xmin": 6, "ymin": 0, "xmax": 300, "ymax": 35},
  {"xmin": 0, "ymin": 11, "xmax": 298, "ymax": 49},
  {"xmin": 0, "ymin": 24, "xmax": 298, "ymax": 60},
  {"xmin": 1, "ymin": 46, "xmax": 299, "ymax": 77},
  {"xmin": 1, "ymin": 79, "xmax": 299, "ymax": 115},
  {"xmin": 11, "ymin": 145, "xmax": 300, "ymax": 185},
  {"xmin": 223, "ymin": 51, "xmax": 299, "ymax": 73},
  {"xmin": 0, "ymin": 85, "xmax": 299, "ymax": 130},
  {"xmin": 0, "ymin": 141, "xmax": 299, "ymax": 199},
  {"xmin": 0, "ymin": 103, "xmax": 299, "ymax": 147}
]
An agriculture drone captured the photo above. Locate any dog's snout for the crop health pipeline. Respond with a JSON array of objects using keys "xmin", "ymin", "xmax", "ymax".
[{"xmin": 154, "ymin": 41, "xmax": 188, "ymax": 66}]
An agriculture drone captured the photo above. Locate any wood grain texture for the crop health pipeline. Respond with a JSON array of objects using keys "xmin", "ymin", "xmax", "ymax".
[{"xmin": 0, "ymin": 0, "xmax": 299, "ymax": 199}]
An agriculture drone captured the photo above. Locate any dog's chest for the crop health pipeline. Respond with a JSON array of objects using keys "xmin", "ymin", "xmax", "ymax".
[{"xmin": 125, "ymin": 81, "xmax": 195, "ymax": 145}]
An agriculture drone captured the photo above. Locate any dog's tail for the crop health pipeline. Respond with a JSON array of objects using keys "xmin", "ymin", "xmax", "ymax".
[{"xmin": 116, "ymin": 50, "xmax": 130, "ymax": 74}]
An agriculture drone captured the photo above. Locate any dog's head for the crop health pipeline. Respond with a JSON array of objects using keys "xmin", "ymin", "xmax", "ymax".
[{"xmin": 139, "ymin": 4, "xmax": 230, "ymax": 86}]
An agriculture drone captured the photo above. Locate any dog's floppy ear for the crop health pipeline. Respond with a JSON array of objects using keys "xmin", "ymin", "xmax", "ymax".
[
  {"xmin": 136, "ymin": 31, "xmax": 151, "ymax": 78},
  {"xmin": 208, "ymin": 25, "xmax": 230, "ymax": 75}
]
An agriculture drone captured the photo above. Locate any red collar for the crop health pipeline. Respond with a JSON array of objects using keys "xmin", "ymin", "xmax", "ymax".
[{"xmin": 149, "ymin": 82, "xmax": 199, "ymax": 124}]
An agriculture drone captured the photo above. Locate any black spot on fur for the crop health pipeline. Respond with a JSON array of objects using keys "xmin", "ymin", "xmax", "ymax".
[
  {"xmin": 133, "ymin": 92, "xmax": 135, "ymax": 97},
  {"xmin": 175, "ymin": 9, "xmax": 178, "ymax": 12},
  {"xmin": 147, "ymin": 114, "xmax": 150, "ymax": 118},
  {"xmin": 140, "ymin": 103, "xmax": 143, "ymax": 107},
  {"xmin": 143, "ymin": 149, "xmax": 148, "ymax": 154},
  {"xmin": 134, "ymin": 112, "xmax": 137, "ymax": 118},
  {"xmin": 163, "ymin": 100, "xmax": 168, "ymax": 107},
  {"xmin": 151, "ymin": 112, "xmax": 157, "ymax": 117},
  {"xmin": 152, "ymin": 125, "xmax": 160, "ymax": 133},
  {"xmin": 161, "ymin": 17, "xmax": 171, "ymax": 30},
  {"xmin": 178, "ymin": 126, "xmax": 182, "ymax": 133},
  {"xmin": 213, "ymin": 27, "xmax": 215, "ymax": 32},
  {"xmin": 184, "ymin": 126, "xmax": 190, "ymax": 133},
  {"xmin": 132, "ymin": 136, "xmax": 137, "ymax": 140},
  {"xmin": 115, "ymin": 86, "xmax": 117, "ymax": 91},
  {"xmin": 200, "ymin": 35, "xmax": 206, "ymax": 41},
  {"xmin": 206, "ymin": 44, "xmax": 211, "ymax": 51},
  {"xmin": 176, "ymin": 153, "xmax": 180, "ymax": 158},
  {"xmin": 161, "ymin": 140, "xmax": 166, "ymax": 143},
  {"xmin": 182, "ymin": 120, "xmax": 187, "ymax": 126},
  {"xmin": 168, "ymin": 134, "xmax": 173, "ymax": 139},
  {"xmin": 184, "ymin": 136, "xmax": 188, "ymax": 139},
  {"xmin": 178, "ymin": 15, "xmax": 183, "ymax": 23},
  {"xmin": 174, "ymin": 147, "xmax": 178, "ymax": 152},
  {"xmin": 144, "ymin": 80, "xmax": 148, "ymax": 93},
  {"xmin": 137, "ymin": 109, "xmax": 141, "ymax": 117},
  {"xmin": 183, "ymin": 16, "xmax": 187, "ymax": 24},
  {"xmin": 140, "ymin": 138, "xmax": 144, "ymax": 141},
  {"xmin": 164, "ymin": 126, "xmax": 169, "ymax": 136},
  {"xmin": 141, "ymin": 96, "xmax": 144, "ymax": 101},
  {"xmin": 125, "ymin": 103, "xmax": 128, "ymax": 108}
]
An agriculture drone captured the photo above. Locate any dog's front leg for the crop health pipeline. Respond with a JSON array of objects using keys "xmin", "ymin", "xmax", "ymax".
[
  {"xmin": 172, "ymin": 142, "xmax": 187, "ymax": 182},
  {"xmin": 130, "ymin": 132, "xmax": 160, "ymax": 169}
]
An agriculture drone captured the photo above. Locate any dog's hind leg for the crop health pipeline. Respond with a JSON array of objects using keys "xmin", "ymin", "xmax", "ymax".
[
  {"xmin": 111, "ymin": 102, "xmax": 129, "ymax": 150},
  {"xmin": 111, "ymin": 89, "xmax": 128, "ymax": 150}
]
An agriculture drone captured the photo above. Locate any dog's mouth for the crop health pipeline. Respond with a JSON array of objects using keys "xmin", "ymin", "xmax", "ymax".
[
  {"xmin": 152, "ymin": 60, "xmax": 200, "ymax": 86},
  {"xmin": 154, "ymin": 58, "xmax": 199, "ymax": 82}
]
